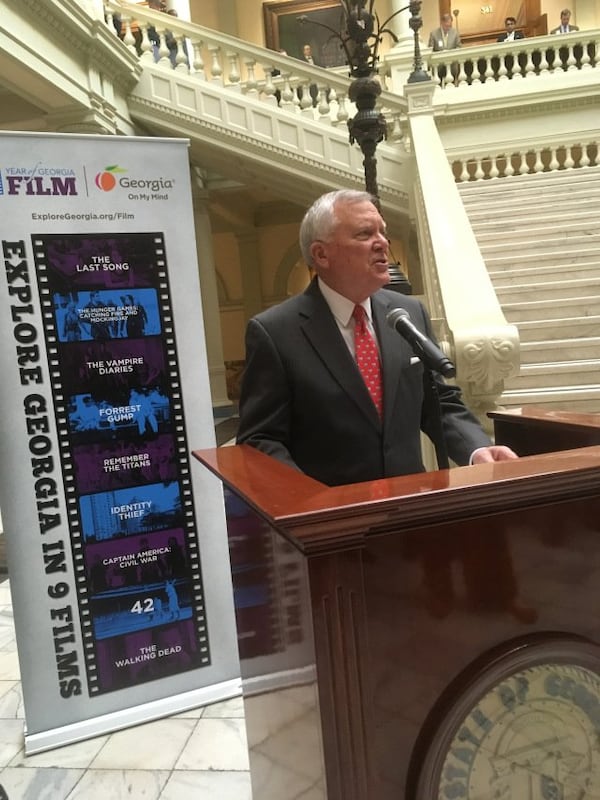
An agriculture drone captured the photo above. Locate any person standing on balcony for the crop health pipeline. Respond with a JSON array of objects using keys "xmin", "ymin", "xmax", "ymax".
[
  {"xmin": 428, "ymin": 14, "xmax": 461, "ymax": 83},
  {"xmin": 428, "ymin": 13, "xmax": 461, "ymax": 52},
  {"xmin": 497, "ymin": 16, "xmax": 524, "ymax": 42},
  {"xmin": 550, "ymin": 8, "xmax": 579, "ymax": 33},
  {"xmin": 496, "ymin": 16, "xmax": 525, "ymax": 77},
  {"xmin": 299, "ymin": 43, "xmax": 320, "ymax": 106}
]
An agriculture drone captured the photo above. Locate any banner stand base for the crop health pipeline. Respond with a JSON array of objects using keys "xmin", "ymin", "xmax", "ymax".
[{"xmin": 23, "ymin": 677, "xmax": 242, "ymax": 755}]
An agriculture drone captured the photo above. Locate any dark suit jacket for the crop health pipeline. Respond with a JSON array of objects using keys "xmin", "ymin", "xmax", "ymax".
[
  {"xmin": 497, "ymin": 31, "xmax": 525, "ymax": 42},
  {"xmin": 236, "ymin": 280, "xmax": 491, "ymax": 486}
]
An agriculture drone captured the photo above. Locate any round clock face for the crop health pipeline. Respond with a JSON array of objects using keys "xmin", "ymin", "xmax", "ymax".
[{"xmin": 413, "ymin": 639, "xmax": 600, "ymax": 799}]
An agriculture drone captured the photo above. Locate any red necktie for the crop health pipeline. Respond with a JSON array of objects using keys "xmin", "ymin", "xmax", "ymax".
[{"xmin": 353, "ymin": 305, "xmax": 383, "ymax": 417}]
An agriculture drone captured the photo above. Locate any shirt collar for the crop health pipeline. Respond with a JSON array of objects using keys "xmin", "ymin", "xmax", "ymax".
[{"xmin": 317, "ymin": 278, "xmax": 373, "ymax": 327}]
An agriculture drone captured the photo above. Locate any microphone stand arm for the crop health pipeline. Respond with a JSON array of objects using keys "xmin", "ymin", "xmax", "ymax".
[{"xmin": 423, "ymin": 367, "xmax": 449, "ymax": 471}]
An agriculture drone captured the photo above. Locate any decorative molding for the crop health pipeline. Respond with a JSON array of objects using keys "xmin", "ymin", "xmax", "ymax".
[{"xmin": 454, "ymin": 325, "xmax": 520, "ymax": 406}]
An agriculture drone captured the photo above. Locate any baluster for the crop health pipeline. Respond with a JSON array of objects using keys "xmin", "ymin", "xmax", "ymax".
[
  {"xmin": 533, "ymin": 149, "xmax": 544, "ymax": 172},
  {"xmin": 336, "ymin": 93, "xmax": 350, "ymax": 126},
  {"xmin": 208, "ymin": 46, "xmax": 223, "ymax": 83},
  {"xmin": 105, "ymin": 9, "xmax": 117, "ymax": 36},
  {"xmin": 504, "ymin": 153, "xmax": 515, "ymax": 177},
  {"xmin": 566, "ymin": 45, "xmax": 577, "ymax": 70},
  {"xmin": 484, "ymin": 59, "xmax": 494, "ymax": 84},
  {"xmin": 174, "ymin": 36, "xmax": 189, "ymax": 72},
  {"xmin": 388, "ymin": 113, "xmax": 403, "ymax": 142},
  {"xmin": 317, "ymin": 86, "xmax": 331, "ymax": 121},
  {"xmin": 226, "ymin": 52, "xmax": 241, "ymax": 89},
  {"xmin": 139, "ymin": 23, "xmax": 154, "ymax": 62},
  {"xmin": 263, "ymin": 66, "xmax": 277, "ymax": 105},
  {"xmin": 498, "ymin": 55, "xmax": 508, "ymax": 81},
  {"xmin": 525, "ymin": 50, "xmax": 538, "ymax": 77},
  {"xmin": 474, "ymin": 158, "xmax": 485, "ymax": 181},
  {"xmin": 549, "ymin": 148, "xmax": 560, "ymax": 171},
  {"xmin": 280, "ymin": 75, "xmax": 296, "ymax": 111},
  {"xmin": 443, "ymin": 62, "xmax": 455, "ymax": 89},
  {"xmin": 512, "ymin": 49, "xmax": 524, "ymax": 79},
  {"xmin": 459, "ymin": 160, "xmax": 469, "ymax": 182},
  {"xmin": 298, "ymin": 81, "xmax": 313, "ymax": 113},
  {"xmin": 122, "ymin": 17, "xmax": 137, "ymax": 54},
  {"xmin": 564, "ymin": 146, "xmax": 574, "ymax": 169},
  {"xmin": 580, "ymin": 143, "xmax": 590, "ymax": 168},
  {"xmin": 192, "ymin": 42, "xmax": 206, "ymax": 79},
  {"xmin": 156, "ymin": 30, "xmax": 172, "ymax": 67},
  {"xmin": 537, "ymin": 49, "xmax": 549, "ymax": 75},
  {"xmin": 245, "ymin": 60, "xmax": 258, "ymax": 96},
  {"xmin": 489, "ymin": 156, "xmax": 499, "ymax": 179},
  {"xmin": 581, "ymin": 42, "xmax": 591, "ymax": 69},
  {"xmin": 457, "ymin": 60, "xmax": 468, "ymax": 86},
  {"xmin": 518, "ymin": 152, "xmax": 529, "ymax": 175}
]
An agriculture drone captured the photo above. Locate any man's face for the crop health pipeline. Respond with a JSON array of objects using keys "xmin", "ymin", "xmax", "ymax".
[
  {"xmin": 505, "ymin": 19, "xmax": 515, "ymax": 31},
  {"xmin": 311, "ymin": 200, "xmax": 390, "ymax": 302},
  {"xmin": 303, "ymin": 45, "xmax": 312, "ymax": 58},
  {"xmin": 441, "ymin": 18, "xmax": 452, "ymax": 32},
  {"xmin": 561, "ymin": 12, "xmax": 570, "ymax": 24}
]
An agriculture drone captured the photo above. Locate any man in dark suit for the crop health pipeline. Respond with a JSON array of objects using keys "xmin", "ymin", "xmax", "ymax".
[
  {"xmin": 236, "ymin": 190, "xmax": 516, "ymax": 486},
  {"xmin": 497, "ymin": 16, "xmax": 524, "ymax": 42},
  {"xmin": 496, "ymin": 17, "xmax": 525, "ymax": 76}
]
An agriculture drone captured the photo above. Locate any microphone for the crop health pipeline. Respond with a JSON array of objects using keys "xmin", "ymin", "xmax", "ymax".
[{"xmin": 386, "ymin": 307, "xmax": 456, "ymax": 378}]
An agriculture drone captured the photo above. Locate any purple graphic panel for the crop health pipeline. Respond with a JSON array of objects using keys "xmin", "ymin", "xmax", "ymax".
[
  {"xmin": 73, "ymin": 435, "xmax": 177, "ymax": 494},
  {"xmin": 95, "ymin": 618, "xmax": 208, "ymax": 692}
]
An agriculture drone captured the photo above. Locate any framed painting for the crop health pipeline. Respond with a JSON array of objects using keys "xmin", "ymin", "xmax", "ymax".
[{"xmin": 263, "ymin": 0, "xmax": 348, "ymax": 68}]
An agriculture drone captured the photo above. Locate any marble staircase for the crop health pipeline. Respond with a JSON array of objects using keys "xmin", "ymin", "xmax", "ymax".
[{"xmin": 459, "ymin": 168, "xmax": 600, "ymax": 412}]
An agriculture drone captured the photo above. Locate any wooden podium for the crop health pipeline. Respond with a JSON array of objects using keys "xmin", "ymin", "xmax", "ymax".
[{"xmin": 193, "ymin": 407, "xmax": 600, "ymax": 799}]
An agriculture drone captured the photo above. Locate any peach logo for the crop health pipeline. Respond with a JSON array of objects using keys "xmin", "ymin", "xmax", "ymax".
[{"xmin": 95, "ymin": 165, "xmax": 126, "ymax": 191}]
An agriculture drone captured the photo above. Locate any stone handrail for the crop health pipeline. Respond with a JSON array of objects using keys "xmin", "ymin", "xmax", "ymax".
[{"xmin": 404, "ymin": 82, "xmax": 520, "ymax": 420}]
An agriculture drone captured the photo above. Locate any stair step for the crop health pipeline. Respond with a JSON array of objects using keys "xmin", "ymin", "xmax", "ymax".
[
  {"xmin": 489, "ymin": 262, "xmax": 600, "ymax": 284},
  {"xmin": 503, "ymin": 296, "xmax": 600, "ymax": 322},
  {"xmin": 499, "ymin": 385, "xmax": 600, "ymax": 414},
  {"xmin": 505, "ymin": 360, "xmax": 600, "ymax": 390},
  {"xmin": 514, "ymin": 315, "xmax": 600, "ymax": 342},
  {"xmin": 481, "ymin": 236, "xmax": 600, "ymax": 258},
  {"xmin": 520, "ymin": 337, "xmax": 600, "ymax": 362},
  {"xmin": 484, "ymin": 248, "xmax": 600, "ymax": 269},
  {"xmin": 496, "ymin": 278, "xmax": 598, "ymax": 302},
  {"xmin": 464, "ymin": 192, "xmax": 600, "ymax": 216},
  {"xmin": 473, "ymin": 218, "xmax": 600, "ymax": 241}
]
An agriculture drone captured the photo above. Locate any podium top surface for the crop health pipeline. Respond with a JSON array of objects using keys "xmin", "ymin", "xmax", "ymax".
[
  {"xmin": 489, "ymin": 405, "xmax": 600, "ymax": 430},
  {"xmin": 193, "ymin": 442, "xmax": 600, "ymax": 553}
]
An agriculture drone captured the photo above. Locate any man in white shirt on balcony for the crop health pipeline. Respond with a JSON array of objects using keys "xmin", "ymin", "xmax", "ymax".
[{"xmin": 497, "ymin": 16, "xmax": 524, "ymax": 42}]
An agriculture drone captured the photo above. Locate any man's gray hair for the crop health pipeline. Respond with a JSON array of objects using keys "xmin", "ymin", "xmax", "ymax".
[{"xmin": 299, "ymin": 189, "xmax": 377, "ymax": 267}]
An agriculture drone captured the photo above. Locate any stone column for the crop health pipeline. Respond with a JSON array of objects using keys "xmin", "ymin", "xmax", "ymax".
[
  {"xmin": 235, "ymin": 230, "xmax": 264, "ymax": 322},
  {"xmin": 389, "ymin": 0, "xmax": 413, "ymax": 46},
  {"xmin": 191, "ymin": 170, "xmax": 231, "ymax": 413}
]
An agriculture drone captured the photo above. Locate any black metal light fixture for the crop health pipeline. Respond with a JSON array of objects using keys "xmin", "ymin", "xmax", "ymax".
[{"xmin": 300, "ymin": 0, "xmax": 429, "ymax": 294}]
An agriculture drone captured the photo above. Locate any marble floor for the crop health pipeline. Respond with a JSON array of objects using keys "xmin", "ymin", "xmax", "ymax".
[{"xmin": 0, "ymin": 579, "xmax": 252, "ymax": 800}]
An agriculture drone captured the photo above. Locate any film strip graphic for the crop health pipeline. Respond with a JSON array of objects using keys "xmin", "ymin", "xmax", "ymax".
[{"xmin": 33, "ymin": 232, "xmax": 210, "ymax": 695}]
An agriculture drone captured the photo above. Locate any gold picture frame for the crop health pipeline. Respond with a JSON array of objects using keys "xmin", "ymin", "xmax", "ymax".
[{"xmin": 263, "ymin": 0, "xmax": 348, "ymax": 67}]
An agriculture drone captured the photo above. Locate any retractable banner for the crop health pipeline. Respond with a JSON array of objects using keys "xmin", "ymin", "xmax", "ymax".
[{"xmin": 0, "ymin": 132, "xmax": 240, "ymax": 753}]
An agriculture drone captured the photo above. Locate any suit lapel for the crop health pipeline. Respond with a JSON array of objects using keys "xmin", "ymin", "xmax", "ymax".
[{"xmin": 300, "ymin": 281, "xmax": 382, "ymax": 429}]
